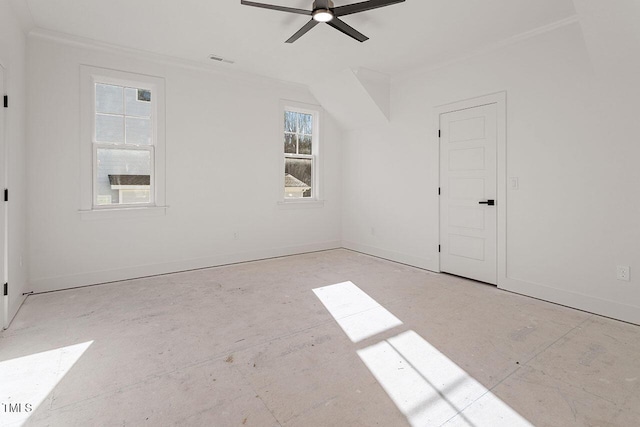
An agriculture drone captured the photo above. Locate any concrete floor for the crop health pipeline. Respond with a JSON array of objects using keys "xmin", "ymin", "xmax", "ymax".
[{"xmin": 1, "ymin": 249, "xmax": 639, "ymax": 426}]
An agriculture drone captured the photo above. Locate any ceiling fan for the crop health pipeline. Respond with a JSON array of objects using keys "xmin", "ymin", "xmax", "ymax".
[{"xmin": 240, "ymin": 0, "xmax": 406, "ymax": 43}]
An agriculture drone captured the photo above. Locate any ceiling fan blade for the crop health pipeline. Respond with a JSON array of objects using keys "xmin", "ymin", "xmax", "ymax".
[
  {"xmin": 240, "ymin": 1, "xmax": 311, "ymax": 15},
  {"xmin": 333, "ymin": 0, "xmax": 405, "ymax": 17},
  {"xmin": 285, "ymin": 19, "xmax": 319, "ymax": 43},
  {"xmin": 327, "ymin": 17, "xmax": 369, "ymax": 42}
]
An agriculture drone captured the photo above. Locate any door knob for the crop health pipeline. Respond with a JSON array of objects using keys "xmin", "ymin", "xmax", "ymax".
[{"xmin": 479, "ymin": 199, "xmax": 495, "ymax": 206}]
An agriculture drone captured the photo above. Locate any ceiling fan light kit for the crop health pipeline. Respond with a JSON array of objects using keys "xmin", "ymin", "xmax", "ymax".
[
  {"xmin": 312, "ymin": 9, "xmax": 334, "ymax": 22},
  {"xmin": 240, "ymin": 0, "xmax": 405, "ymax": 43}
]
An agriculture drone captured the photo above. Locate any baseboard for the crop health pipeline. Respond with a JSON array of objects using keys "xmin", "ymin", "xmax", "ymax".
[
  {"xmin": 341, "ymin": 240, "xmax": 438, "ymax": 272},
  {"xmin": 29, "ymin": 241, "xmax": 342, "ymax": 293},
  {"xmin": 500, "ymin": 277, "xmax": 640, "ymax": 326},
  {"xmin": 25, "ymin": 241, "xmax": 639, "ymax": 326},
  {"xmin": 342, "ymin": 240, "xmax": 639, "ymax": 325}
]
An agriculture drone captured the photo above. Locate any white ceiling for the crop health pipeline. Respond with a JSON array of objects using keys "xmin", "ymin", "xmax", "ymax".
[{"xmin": 16, "ymin": 0, "xmax": 577, "ymax": 85}]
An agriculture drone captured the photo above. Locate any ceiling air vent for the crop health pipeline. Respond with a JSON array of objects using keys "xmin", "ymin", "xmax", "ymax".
[{"xmin": 209, "ymin": 54, "xmax": 235, "ymax": 64}]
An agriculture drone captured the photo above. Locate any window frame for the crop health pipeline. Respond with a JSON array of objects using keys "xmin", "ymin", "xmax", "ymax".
[
  {"xmin": 80, "ymin": 66, "xmax": 166, "ymax": 217},
  {"xmin": 280, "ymin": 100, "xmax": 323, "ymax": 205}
]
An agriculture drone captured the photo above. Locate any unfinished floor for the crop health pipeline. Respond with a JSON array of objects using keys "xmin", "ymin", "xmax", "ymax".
[{"xmin": 1, "ymin": 249, "xmax": 639, "ymax": 426}]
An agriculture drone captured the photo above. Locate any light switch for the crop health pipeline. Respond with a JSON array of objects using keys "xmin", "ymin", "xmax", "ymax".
[{"xmin": 509, "ymin": 177, "xmax": 519, "ymax": 190}]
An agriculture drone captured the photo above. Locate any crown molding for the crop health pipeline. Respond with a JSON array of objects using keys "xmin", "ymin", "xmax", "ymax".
[
  {"xmin": 393, "ymin": 14, "xmax": 581, "ymax": 83},
  {"xmin": 27, "ymin": 28, "xmax": 310, "ymax": 91}
]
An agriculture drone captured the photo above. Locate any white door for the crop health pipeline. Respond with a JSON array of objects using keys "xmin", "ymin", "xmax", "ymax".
[
  {"xmin": 440, "ymin": 103, "xmax": 497, "ymax": 284},
  {"xmin": 0, "ymin": 64, "xmax": 5, "ymax": 327}
]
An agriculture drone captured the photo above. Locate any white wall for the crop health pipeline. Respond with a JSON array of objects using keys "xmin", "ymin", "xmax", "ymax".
[
  {"xmin": 27, "ymin": 34, "xmax": 342, "ymax": 292},
  {"xmin": 0, "ymin": 0, "xmax": 29, "ymax": 325},
  {"xmin": 342, "ymin": 22, "xmax": 640, "ymax": 324},
  {"xmin": 19, "ymin": 6, "xmax": 640, "ymax": 325}
]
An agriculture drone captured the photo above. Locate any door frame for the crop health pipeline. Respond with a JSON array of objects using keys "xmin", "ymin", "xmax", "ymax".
[
  {"xmin": 435, "ymin": 92, "xmax": 507, "ymax": 288},
  {"xmin": 0, "ymin": 62, "xmax": 6, "ymax": 328}
]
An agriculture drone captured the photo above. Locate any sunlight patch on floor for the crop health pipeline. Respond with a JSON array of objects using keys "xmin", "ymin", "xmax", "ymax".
[
  {"xmin": 358, "ymin": 331, "xmax": 532, "ymax": 426},
  {"xmin": 314, "ymin": 282, "xmax": 532, "ymax": 427},
  {"xmin": 0, "ymin": 341, "xmax": 93, "ymax": 427},
  {"xmin": 313, "ymin": 281, "xmax": 403, "ymax": 343}
]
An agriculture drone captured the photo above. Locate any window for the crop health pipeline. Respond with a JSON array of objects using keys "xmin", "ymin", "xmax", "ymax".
[
  {"xmin": 94, "ymin": 83, "xmax": 153, "ymax": 206},
  {"xmin": 283, "ymin": 103, "xmax": 320, "ymax": 201},
  {"xmin": 80, "ymin": 66, "xmax": 166, "ymax": 215}
]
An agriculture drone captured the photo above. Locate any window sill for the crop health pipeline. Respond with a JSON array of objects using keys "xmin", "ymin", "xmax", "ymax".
[
  {"xmin": 78, "ymin": 205, "xmax": 168, "ymax": 220},
  {"xmin": 277, "ymin": 200, "xmax": 325, "ymax": 209}
]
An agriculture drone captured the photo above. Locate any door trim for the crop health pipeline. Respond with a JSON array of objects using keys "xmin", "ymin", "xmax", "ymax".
[
  {"xmin": 435, "ymin": 92, "xmax": 507, "ymax": 288},
  {"xmin": 0, "ymin": 63, "xmax": 6, "ymax": 329}
]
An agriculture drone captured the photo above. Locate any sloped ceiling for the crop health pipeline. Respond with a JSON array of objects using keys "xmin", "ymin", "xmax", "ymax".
[
  {"xmin": 310, "ymin": 68, "xmax": 390, "ymax": 130},
  {"xmin": 572, "ymin": 0, "xmax": 640, "ymax": 84},
  {"xmin": 11, "ymin": 0, "xmax": 577, "ymax": 85}
]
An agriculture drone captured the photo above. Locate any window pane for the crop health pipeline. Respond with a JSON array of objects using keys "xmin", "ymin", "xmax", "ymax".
[
  {"xmin": 284, "ymin": 111, "xmax": 296, "ymax": 132},
  {"xmin": 284, "ymin": 110, "xmax": 313, "ymax": 155},
  {"xmin": 96, "ymin": 84, "xmax": 124, "ymax": 114},
  {"xmin": 284, "ymin": 133, "xmax": 296, "ymax": 154},
  {"xmin": 300, "ymin": 113, "xmax": 313, "ymax": 135},
  {"xmin": 284, "ymin": 158, "xmax": 312, "ymax": 199},
  {"xmin": 96, "ymin": 148, "xmax": 151, "ymax": 205},
  {"xmin": 96, "ymin": 114, "xmax": 124, "ymax": 143},
  {"xmin": 137, "ymin": 89, "xmax": 151, "ymax": 102},
  {"xmin": 299, "ymin": 134, "xmax": 312, "ymax": 155},
  {"xmin": 125, "ymin": 87, "xmax": 151, "ymax": 117},
  {"xmin": 126, "ymin": 117, "xmax": 152, "ymax": 145}
]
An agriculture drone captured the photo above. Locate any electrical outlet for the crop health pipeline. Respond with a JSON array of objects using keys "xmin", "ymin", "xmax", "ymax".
[
  {"xmin": 616, "ymin": 265, "xmax": 630, "ymax": 281},
  {"xmin": 233, "ymin": 232, "xmax": 239, "ymax": 240}
]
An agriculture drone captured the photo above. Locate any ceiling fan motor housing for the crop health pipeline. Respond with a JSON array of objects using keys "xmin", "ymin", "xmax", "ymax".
[{"xmin": 313, "ymin": 0, "xmax": 334, "ymax": 11}]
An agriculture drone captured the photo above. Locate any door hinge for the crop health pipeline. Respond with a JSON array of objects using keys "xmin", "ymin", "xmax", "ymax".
[
  {"xmin": 3, "ymin": 95, "xmax": 7, "ymax": 108},
  {"xmin": 438, "ymin": 187, "xmax": 441, "ymax": 195},
  {"xmin": 3, "ymin": 283, "xmax": 7, "ymax": 296},
  {"xmin": 438, "ymin": 245, "xmax": 441, "ymax": 253},
  {"xmin": 3, "ymin": 189, "xmax": 7, "ymax": 202},
  {"xmin": 438, "ymin": 129, "xmax": 441, "ymax": 138}
]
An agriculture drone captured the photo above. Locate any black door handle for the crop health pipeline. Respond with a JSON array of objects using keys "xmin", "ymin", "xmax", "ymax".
[{"xmin": 479, "ymin": 199, "xmax": 495, "ymax": 206}]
